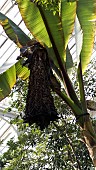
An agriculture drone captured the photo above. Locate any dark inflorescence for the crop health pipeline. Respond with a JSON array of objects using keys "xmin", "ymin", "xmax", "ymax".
[{"xmin": 19, "ymin": 42, "xmax": 58, "ymax": 130}]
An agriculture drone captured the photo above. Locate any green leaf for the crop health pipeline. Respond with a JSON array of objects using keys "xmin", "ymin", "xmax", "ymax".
[
  {"xmin": 66, "ymin": 46, "xmax": 73, "ymax": 71},
  {"xmin": 38, "ymin": 7, "xmax": 65, "ymax": 62},
  {"xmin": 16, "ymin": 0, "xmax": 50, "ymax": 46},
  {"xmin": 61, "ymin": 1, "xmax": 76, "ymax": 49},
  {"xmin": 15, "ymin": 61, "xmax": 30, "ymax": 80},
  {"xmin": 16, "ymin": 0, "xmax": 65, "ymax": 64},
  {"xmin": 0, "ymin": 65, "xmax": 16, "ymax": 101},
  {"xmin": 77, "ymin": 0, "xmax": 96, "ymax": 73},
  {"xmin": 0, "ymin": 12, "xmax": 30, "ymax": 46},
  {"xmin": 0, "ymin": 13, "xmax": 31, "ymax": 100},
  {"xmin": 16, "ymin": 0, "xmax": 77, "ymax": 66}
]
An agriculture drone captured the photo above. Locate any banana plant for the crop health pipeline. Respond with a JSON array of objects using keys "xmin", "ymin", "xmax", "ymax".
[{"xmin": 0, "ymin": 0, "xmax": 96, "ymax": 166}]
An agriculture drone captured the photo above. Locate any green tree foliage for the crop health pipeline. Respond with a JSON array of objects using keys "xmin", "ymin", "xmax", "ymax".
[{"xmin": 1, "ymin": 99, "xmax": 92, "ymax": 170}]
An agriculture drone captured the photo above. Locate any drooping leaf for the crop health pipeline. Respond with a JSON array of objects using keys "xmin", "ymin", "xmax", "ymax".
[
  {"xmin": 16, "ymin": 0, "xmax": 77, "ymax": 68},
  {"xmin": 0, "ymin": 12, "xmax": 31, "ymax": 74},
  {"xmin": 0, "ymin": 12, "xmax": 30, "ymax": 47},
  {"xmin": 0, "ymin": 59, "xmax": 30, "ymax": 101},
  {"xmin": 0, "ymin": 65, "xmax": 16, "ymax": 101},
  {"xmin": 77, "ymin": 0, "xmax": 96, "ymax": 73},
  {"xmin": 16, "ymin": 0, "xmax": 59, "ymax": 66},
  {"xmin": 16, "ymin": 0, "xmax": 50, "ymax": 46},
  {"xmin": 0, "ymin": 12, "xmax": 31, "ymax": 100}
]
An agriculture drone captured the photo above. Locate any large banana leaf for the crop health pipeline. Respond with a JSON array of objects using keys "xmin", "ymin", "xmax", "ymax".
[
  {"xmin": 77, "ymin": 0, "xmax": 96, "ymax": 73},
  {"xmin": 16, "ymin": 0, "xmax": 58, "ymax": 66},
  {"xmin": 0, "ymin": 61, "xmax": 29, "ymax": 101},
  {"xmin": 61, "ymin": 1, "xmax": 76, "ymax": 49},
  {"xmin": 0, "ymin": 13, "xmax": 31, "ymax": 101},
  {"xmin": 0, "ymin": 12, "xmax": 31, "ymax": 73},
  {"xmin": 0, "ymin": 66, "xmax": 16, "ymax": 101},
  {"xmin": 16, "ymin": 0, "xmax": 76, "ymax": 64},
  {"xmin": 76, "ymin": 0, "xmax": 96, "ymax": 114},
  {"xmin": 0, "ymin": 12, "xmax": 30, "ymax": 46},
  {"xmin": 16, "ymin": 0, "xmax": 50, "ymax": 46}
]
